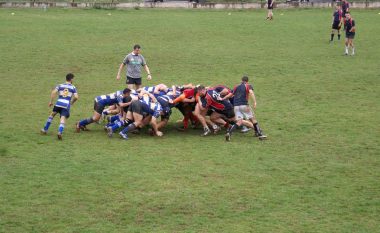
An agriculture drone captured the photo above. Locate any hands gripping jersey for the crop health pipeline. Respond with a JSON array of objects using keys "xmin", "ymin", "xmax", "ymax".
[
  {"xmin": 139, "ymin": 93, "xmax": 163, "ymax": 118},
  {"xmin": 205, "ymin": 89, "xmax": 233, "ymax": 111},
  {"xmin": 95, "ymin": 90, "xmax": 124, "ymax": 106},
  {"xmin": 55, "ymin": 83, "xmax": 77, "ymax": 109},
  {"xmin": 156, "ymin": 90, "xmax": 181, "ymax": 116}
]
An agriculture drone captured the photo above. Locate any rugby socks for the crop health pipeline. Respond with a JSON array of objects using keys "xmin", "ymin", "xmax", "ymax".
[
  {"xmin": 351, "ymin": 47, "xmax": 355, "ymax": 55},
  {"xmin": 79, "ymin": 117, "xmax": 94, "ymax": 127},
  {"xmin": 121, "ymin": 123, "xmax": 136, "ymax": 134},
  {"xmin": 58, "ymin": 123, "xmax": 65, "ymax": 134},
  {"xmin": 345, "ymin": 46, "xmax": 349, "ymax": 54},
  {"xmin": 183, "ymin": 115, "xmax": 189, "ymax": 129},
  {"xmin": 110, "ymin": 115, "xmax": 120, "ymax": 123},
  {"xmin": 338, "ymin": 34, "xmax": 341, "ymax": 40},
  {"xmin": 330, "ymin": 34, "xmax": 334, "ymax": 41},
  {"xmin": 227, "ymin": 122, "xmax": 237, "ymax": 134},
  {"xmin": 253, "ymin": 123, "xmax": 263, "ymax": 135},
  {"xmin": 44, "ymin": 116, "xmax": 53, "ymax": 131},
  {"xmin": 111, "ymin": 120, "xmax": 124, "ymax": 132}
]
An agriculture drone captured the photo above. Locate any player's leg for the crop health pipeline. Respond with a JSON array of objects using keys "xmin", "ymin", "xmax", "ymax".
[
  {"xmin": 349, "ymin": 38, "xmax": 355, "ymax": 55},
  {"xmin": 127, "ymin": 76, "xmax": 134, "ymax": 90},
  {"xmin": 77, "ymin": 101, "xmax": 104, "ymax": 132},
  {"xmin": 246, "ymin": 109, "xmax": 267, "ymax": 139},
  {"xmin": 41, "ymin": 111, "xmax": 57, "ymax": 134},
  {"xmin": 57, "ymin": 116, "xmax": 66, "ymax": 140},
  {"xmin": 330, "ymin": 28, "xmax": 336, "ymax": 42},
  {"xmin": 193, "ymin": 103, "xmax": 210, "ymax": 136},
  {"xmin": 344, "ymin": 37, "xmax": 349, "ymax": 55},
  {"xmin": 119, "ymin": 102, "xmax": 143, "ymax": 139},
  {"xmin": 134, "ymin": 78, "xmax": 142, "ymax": 91}
]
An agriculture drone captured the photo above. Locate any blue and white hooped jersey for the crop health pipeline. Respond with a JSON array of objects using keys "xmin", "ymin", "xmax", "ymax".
[
  {"xmin": 142, "ymin": 86, "xmax": 156, "ymax": 94},
  {"xmin": 55, "ymin": 83, "xmax": 77, "ymax": 109},
  {"xmin": 95, "ymin": 90, "xmax": 123, "ymax": 106},
  {"xmin": 139, "ymin": 98, "xmax": 162, "ymax": 118}
]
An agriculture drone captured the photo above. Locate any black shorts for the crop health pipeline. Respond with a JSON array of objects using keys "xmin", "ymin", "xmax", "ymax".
[
  {"xmin": 346, "ymin": 32, "xmax": 355, "ymax": 39},
  {"xmin": 129, "ymin": 101, "xmax": 143, "ymax": 115},
  {"xmin": 332, "ymin": 21, "xmax": 341, "ymax": 30},
  {"xmin": 127, "ymin": 76, "xmax": 142, "ymax": 85},
  {"xmin": 94, "ymin": 100, "xmax": 105, "ymax": 114},
  {"xmin": 268, "ymin": 5, "xmax": 273, "ymax": 10},
  {"xmin": 53, "ymin": 106, "xmax": 70, "ymax": 118},
  {"xmin": 215, "ymin": 108, "xmax": 235, "ymax": 119}
]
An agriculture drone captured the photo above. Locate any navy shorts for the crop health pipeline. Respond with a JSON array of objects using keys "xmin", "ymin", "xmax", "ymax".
[
  {"xmin": 127, "ymin": 76, "xmax": 142, "ymax": 85},
  {"xmin": 332, "ymin": 21, "xmax": 341, "ymax": 30},
  {"xmin": 129, "ymin": 100, "xmax": 144, "ymax": 115},
  {"xmin": 215, "ymin": 108, "xmax": 235, "ymax": 119},
  {"xmin": 53, "ymin": 106, "xmax": 70, "ymax": 118},
  {"xmin": 93, "ymin": 100, "xmax": 105, "ymax": 114},
  {"xmin": 346, "ymin": 32, "xmax": 355, "ymax": 39}
]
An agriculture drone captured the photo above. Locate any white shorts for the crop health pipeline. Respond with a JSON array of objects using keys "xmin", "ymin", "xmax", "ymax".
[{"xmin": 234, "ymin": 105, "xmax": 254, "ymax": 120}]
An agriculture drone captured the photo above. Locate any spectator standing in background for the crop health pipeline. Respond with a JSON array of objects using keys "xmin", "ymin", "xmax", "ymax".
[
  {"xmin": 266, "ymin": 0, "xmax": 274, "ymax": 20},
  {"xmin": 341, "ymin": 0, "xmax": 350, "ymax": 15}
]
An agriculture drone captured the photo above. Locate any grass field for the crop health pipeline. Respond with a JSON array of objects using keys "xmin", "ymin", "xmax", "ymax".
[{"xmin": 1, "ymin": 7, "xmax": 380, "ymax": 232}]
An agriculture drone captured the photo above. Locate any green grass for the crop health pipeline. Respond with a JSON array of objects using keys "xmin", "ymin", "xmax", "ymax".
[{"xmin": 1, "ymin": 8, "xmax": 380, "ymax": 233}]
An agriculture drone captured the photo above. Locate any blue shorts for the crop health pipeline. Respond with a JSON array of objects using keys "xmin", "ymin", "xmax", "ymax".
[{"xmin": 53, "ymin": 106, "xmax": 70, "ymax": 118}]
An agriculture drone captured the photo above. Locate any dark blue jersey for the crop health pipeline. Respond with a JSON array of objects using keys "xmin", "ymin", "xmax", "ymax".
[
  {"xmin": 345, "ymin": 18, "xmax": 355, "ymax": 33},
  {"xmin": 232, "ymin": 82, "xmax": 253, "ymax": 106},
  {"xmin": 333, "ymin": 10, "xmax": 342, "ymax": 22},
  {"xmin": 204, "ymin": 89, "xmax": 233, "ymax": 111},
  {"xmin": 342, "ymin": 2, "xmax": 349, "ymax": 14}
]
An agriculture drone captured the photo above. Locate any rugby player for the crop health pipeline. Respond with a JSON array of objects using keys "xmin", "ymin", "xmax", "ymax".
[
  {"xmin": 197, "ymin": 86, "xmax": 239, "ymax": 141},
  {"xmin": 119, "ymin": 93, "xmax": 165, "ymax": 140},
  {"xmin": 106, "ymin": 89, "xmax": 139, "ymax": 136},
  {"xmin": 330, "ymin": 5, "xmax": 343, "ymax": 42},
  {"xmin": 76, "ymin": 88, "xmax": 131, "ymax": 132},
  {"xmin": 232, "ymin": 76, "xmax": 267, "ymax": 140},
  {"xmin": 344, "ymin": 13, "xmax": 356, "ymax": 55},
  {"xmin": 341, "ymin": 0, "xmax": 350, "ymax": 16},
  {"xmin": 40, "ymin": 73, "xmax": 78, "ymax": 140},
  {"xmin": 266, "ymin": 0, "xmax": 274, "ymax": 20}
]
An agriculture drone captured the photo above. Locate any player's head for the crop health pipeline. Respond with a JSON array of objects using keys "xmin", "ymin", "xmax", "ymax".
[
  {"xmin": 335, "ymin": 5, "xmax": 340, "ymax": 10},
  {"xmin": 345, "ymin": 13, "xmax": 351, "ymax": 19},
  {"xmin": 123, "ymin": 88, "xmax": 131, "ymax": 97},
  {"xmin": 133, "ymin": 44, "xmax": 141, "ymax": 54},
  {"xmin": 242, "ymin": 76, "xmax": 249, "ymax": 83},
  {"xmin": 196, "ymin": 85, "xmax": 206, "ymax": 97},
  {"xmin": 66, "ymin": 73, "xmax": 74, "ymax": 82}
]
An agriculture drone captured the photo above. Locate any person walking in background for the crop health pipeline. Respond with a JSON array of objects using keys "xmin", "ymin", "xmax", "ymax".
[
  {"xmin": 40, "ymin": 73, "xmax": 79, "ymax": 140},
  {"xmin": 344, "ymin": 13, "xmax": 356, "ymax": 55},
  {"xmin": 341, "ymin": 0, "xmax": 350, "ymax": 16},
  {"xmin": 116, "ymin": 44, "xmax": 152, "ymax": 90},
  {"xmin": 266, "ymin": 0, "xmax": 274, "ymax": 20}
]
